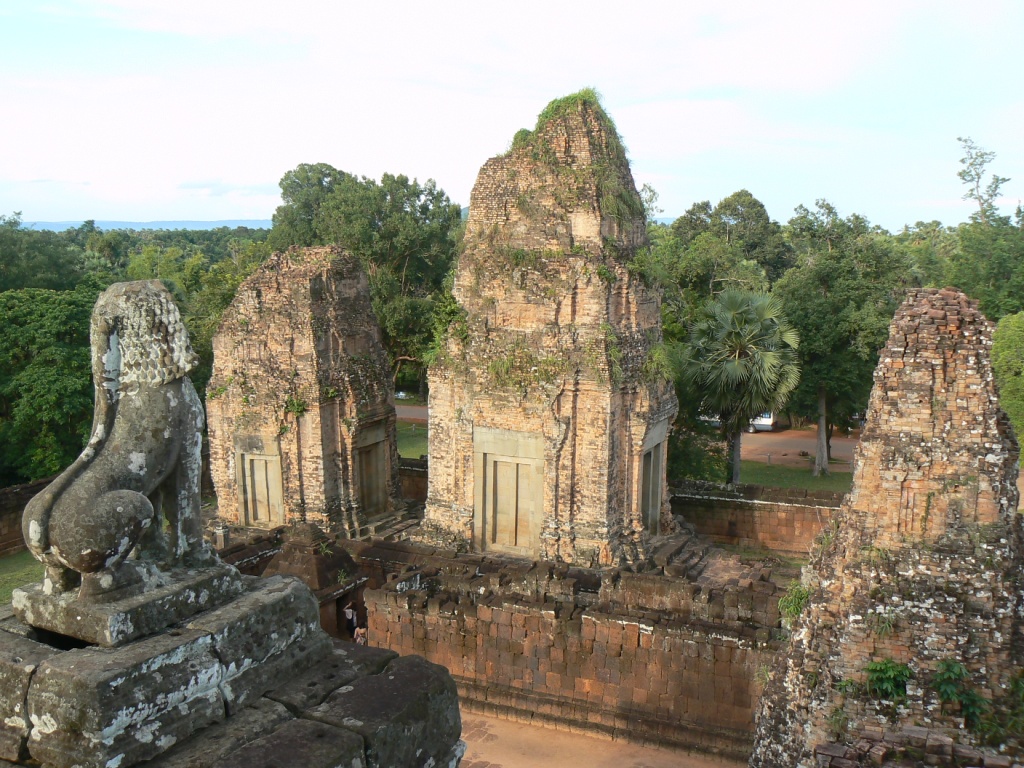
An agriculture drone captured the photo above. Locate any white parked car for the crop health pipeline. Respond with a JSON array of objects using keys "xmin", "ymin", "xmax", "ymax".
[{"xmin": 747, "ymin": 412, "xmax": 789, "ymax": 432}]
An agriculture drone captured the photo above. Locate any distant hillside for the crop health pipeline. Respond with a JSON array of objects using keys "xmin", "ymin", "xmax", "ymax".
[{"xmin": 24, "ymin": 219, "xmax": 273, "ymax": 231}]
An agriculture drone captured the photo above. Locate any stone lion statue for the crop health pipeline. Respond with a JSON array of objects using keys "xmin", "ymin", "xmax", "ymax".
[{"xmin": 22, "ymin": 280, "xmax": 214, "ymax": 601}]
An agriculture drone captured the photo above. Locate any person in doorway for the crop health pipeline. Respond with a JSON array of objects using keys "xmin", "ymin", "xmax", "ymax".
[
  {"xmin": 354, "ymin": 626, "xmax": 367, "ymax": 645},
  {"xmin": 343, "ymin": 601, "xmax": 357, "ymax": 637}
]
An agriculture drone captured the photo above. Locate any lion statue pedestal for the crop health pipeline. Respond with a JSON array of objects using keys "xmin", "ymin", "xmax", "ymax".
[{"xmin": 0, "ymin": 282, "xmax": 333, "ymax": 768}]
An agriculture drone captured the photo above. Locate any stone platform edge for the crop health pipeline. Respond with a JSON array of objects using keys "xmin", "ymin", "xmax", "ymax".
[
  {"xmin": 11, "ymin": 562, "xmax": 247, "ymax": 646},
  {"xmin": 146, "ymin": 642, "xmax": 464, "ymax": 768},
  {"xmin": 0, "ymin": 574, "xmax": 331, "ymax": 767}
]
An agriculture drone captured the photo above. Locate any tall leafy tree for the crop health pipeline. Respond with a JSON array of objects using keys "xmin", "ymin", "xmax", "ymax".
[
  {"xmin": 671, "ymin": 190, "xmax": 792, "ymax": 283},
  {"xmin": 0, "ymin": 280, "xmax": 104, "ymax": 484},
  {"xmin": 774, "ymin": 201, "xmax": 912, "ymax": 474},
  {"xmin": 992, "ymin": 312, "xmax": 1024, "ymax": 440},
  {"xmin": 636, "ymin": 192, "xmax": 789, "ymax": 483},
  {"xmin": 269, "ymin": 164, "xmax": 463, "ymax": 385},
  {"xmin": 630, "ymin": 223, "xmax": 729, "ymax": 482},
  {"xmin": 942, "ymin": 138, "xmax": 1024, "ymax": 322},
  {"xmin": 683, "ymin": 290, "xmax": 800, "ymax": 484},
  {"xmin": 895, "ymin": 220, "xmax": 958, "ymax": 288},
  {"xmin": 268, "ymin": 163, "xmax": 351, "ymax": 250},
  {"xmin": 957, "ymin": 136, "xmax": 1011, "ymax": 227},
  {"xmin": 671, "ymin": 200, "xmax": 713, "ymax": 246}
]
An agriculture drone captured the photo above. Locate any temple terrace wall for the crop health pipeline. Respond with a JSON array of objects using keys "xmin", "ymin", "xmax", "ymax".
[
  {"xmin": 671, "ymin": 481, "xmax": 841, "ymax": 556},
  {"xmin": 345, "ymin": 539, "xmax": 784, "ymax": 760}
]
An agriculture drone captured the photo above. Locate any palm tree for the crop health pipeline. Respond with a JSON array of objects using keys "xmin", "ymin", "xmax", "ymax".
[{"xmin": 683, "ymin": 290, "xmax": 800, "ymax": 484}]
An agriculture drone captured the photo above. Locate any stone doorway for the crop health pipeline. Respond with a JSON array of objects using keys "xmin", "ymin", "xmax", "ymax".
[
  {"xmin": 473, "ymin": 428, "xmax": 544, "ymax": 556},
  {"xmin": 486, "ymin": 457, "xmax": 541, "ymax": 551},
  {"xmin": 355, "ymin": 421, "xmax": 388, "ymax": 519},
  {"xmin": 237, "ymin": 452, "xmax": 284, "ymax": 527},
  {"xmin": 640, "ymin": 446, "xmax": 662, "ymax": 535}
]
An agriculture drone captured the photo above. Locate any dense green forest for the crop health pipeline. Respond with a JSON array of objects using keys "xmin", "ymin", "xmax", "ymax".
[
  {"xmin": 0, "ymin": 216, "xmax": 273, "ymax": 484},
  {"xmin": 1, "ymin": 139, "xmax": 1022, "ymax": 487}
]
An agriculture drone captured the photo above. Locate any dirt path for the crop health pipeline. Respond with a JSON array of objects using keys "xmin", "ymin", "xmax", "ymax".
[
  {"xmin": 460, "ymin": 713, "xmax": 745, "ymax": 768},
  {"xmin": 396, "ymin": 403, "xmax": 427, "ymax": 424},
  {"xmin": 740, "ymin": 428, "xmax": 857, "ymax": 470}
]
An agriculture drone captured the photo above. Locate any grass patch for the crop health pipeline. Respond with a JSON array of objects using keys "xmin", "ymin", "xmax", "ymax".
[
  {"xmin": 740, "ymin": 461, "xmax": 853, "ymax": 494},
  {"xmin": 397, "ymin": 421, "xmax": 428, "ymax": 460},
  {"xmin": 0, "ymin": 549, "xmax": 42, "ymax": 604}
]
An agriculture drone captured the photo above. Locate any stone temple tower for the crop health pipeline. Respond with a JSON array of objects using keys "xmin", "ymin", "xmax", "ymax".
[
  {"xmin": 751, "ymin": 288, "xmax": 1023, "ymax": 767},
  {"xmin": 208, "ymin": 246, "xmax": 400, "ymax": 537},
  {"xmin": 423, "ymin": 91, "xmax": 678, "ymax": 566}
]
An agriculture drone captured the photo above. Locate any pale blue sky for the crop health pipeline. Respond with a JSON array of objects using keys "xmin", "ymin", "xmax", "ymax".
[{"xmin": 1, "ymin": 0, "xmax": 1021, "ymax": 231}]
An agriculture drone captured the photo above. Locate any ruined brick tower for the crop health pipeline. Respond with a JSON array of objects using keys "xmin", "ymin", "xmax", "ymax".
[
  {"xmin": 207, "ymin": 246, "xmax": 400, "ymax": 536},
  {"xmin": 751, "ymin": 288, "xmax": 1023, "ymax": 767},
  {"xmin": 423, "ymin": 91, "xmax": 678, "ymax": 565}
]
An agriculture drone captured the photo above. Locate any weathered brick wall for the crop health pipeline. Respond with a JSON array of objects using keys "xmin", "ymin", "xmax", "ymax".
[
  {"xmin": 398, "ymin": 459, "xmax": 427, "ymax": 503},
  {"xmin": 208, "ymin": 247, "xmax": 399, "ymax": 535},
  {"xmin": 425, "ymin": 95, "xmax": 678, "ymax": 566},
  {"xmin": 671, "ymin": 481, "xmax": 842, "ymax": 555},
  {"xmin": 0, "ymin": 478, "xmax": 50, "ymax": 557},
  {"xmin": 359, "ymin": 545, "xmax": 783, "ymax": 759},
  {"xmin": 751, "ymin": 289, "xmax": 1024, "ymax": 767}
]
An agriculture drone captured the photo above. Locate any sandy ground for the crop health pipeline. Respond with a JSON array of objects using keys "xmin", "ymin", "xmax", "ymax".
[
  {"xmin": 738, "ymin": 427, "xmax": 857, "ymax": 469},
  {"xmin": 460, "ymin": 713, "xmax": 745, "ymax": 768}
]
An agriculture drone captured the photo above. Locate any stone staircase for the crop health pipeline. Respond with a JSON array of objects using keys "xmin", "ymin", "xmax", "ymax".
[
  {"xmin": 648, "ymin": 521, "xmax": 711, "ymax": 581},
  {"xmin": 359, "ymin": 505, "xmax": 423, "ymax": 542}
]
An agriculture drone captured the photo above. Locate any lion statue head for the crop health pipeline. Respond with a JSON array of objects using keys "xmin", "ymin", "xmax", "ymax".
[{"xmin": 91, "ymin": 280, "xmax": 199, "ymax": 396}]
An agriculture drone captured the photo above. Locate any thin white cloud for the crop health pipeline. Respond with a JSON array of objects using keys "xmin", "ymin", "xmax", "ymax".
[{"xmin": 1, "ymin": 0, "xmax": 1020, "ymax": 228}]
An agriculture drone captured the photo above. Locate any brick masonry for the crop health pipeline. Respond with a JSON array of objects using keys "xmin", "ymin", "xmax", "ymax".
[
  {"xmin": 672, "ymin": 480, "xmax": 842, "ymax": 555},
  {"xmin": 353, "ymin": 540, "xmax": 783, "ymax": 760},
  {"xmin": 750, "ymin": 289, "xmax": 1024, "ymax": 767},
  {"xmin": 424, "ymin": 95, "xmax": 678, "ymax": 566},
  {"xmin": 399, "ymin": 458, "xmax": 427, "ymax": 503},
  {"xmin": 0, "ymin": 477, "xmax": 50, "ymax": 557},
  {"xmin": 207, "ymin": 247, "xmax": 400, "ymax": 536}
]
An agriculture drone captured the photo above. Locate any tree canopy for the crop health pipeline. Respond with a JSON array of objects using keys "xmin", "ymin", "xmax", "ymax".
[
  {"xmin": 773, "ymin": 201, "xmax": 912, "ymax": 474},
  {"xmin": 682, "ymin": 290, "xmax": 800, "ymax": 484},
  {"xmin": 671, "ymin": 190, "xmax": 793, "ymax": 283},
  {"xmin": 992, "ymin": 312, "xmax": 1024, "ymax": 441},
  {"xmin": 0, "ymin": 217, "xmax": 271, "ymax": 483},
  {"xmin": 0, "ymin": 213, "xmax": 85, "ymax": 292},
  {"xmin": 268, "ymin": 164, "xmax": 463, "ymax": 386},
  {"xmin": 0, "ymin": 280, "xmax": 101, "ymax": 484},
  {"xmin": 914, "ymin": 139, "xmax": 1024, "ymax": 323},
  {"xmin": 2, "ymin": 135, "xmax": 1022, "ymax": 490}
]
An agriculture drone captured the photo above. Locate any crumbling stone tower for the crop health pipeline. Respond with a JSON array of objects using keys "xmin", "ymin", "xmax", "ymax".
[
  {"xmin": 207, "ymin": 246, "xmax": 400, "ymax": 536},
  {"xmin": 751, "ymin": 288, "xmax": 1023, "ymax": 767},
  {"xmin": 424, "ymin": 91, "xmax": 678, "ymax": 565}
]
